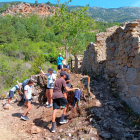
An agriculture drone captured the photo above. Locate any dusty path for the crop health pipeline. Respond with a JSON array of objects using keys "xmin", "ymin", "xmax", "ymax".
[{"xmin": 0, "ymin": 73, "xmax": 140, "ymax": 140}]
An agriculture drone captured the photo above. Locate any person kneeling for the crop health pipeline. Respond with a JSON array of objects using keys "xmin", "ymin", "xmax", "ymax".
[
  {"xmin": 51, "ymin": 71, "xmax": 79, "ymax": 133},
  {"xmin": 21, "ymin": 79, "xmax": 34, "ymax": 121}
]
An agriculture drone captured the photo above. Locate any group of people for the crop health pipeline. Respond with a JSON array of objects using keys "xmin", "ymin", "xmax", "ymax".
[{"xmin": 7, "ymin": 53, "xmax": 79, "ymax": 133}]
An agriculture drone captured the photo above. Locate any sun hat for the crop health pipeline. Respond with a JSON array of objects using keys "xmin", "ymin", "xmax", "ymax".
[
  {"xmin": 47, "ymin": 68, "xmax": 53, "ymax": 72},
  {"xmin": 60, "ymin": 71, "xmax": 66, "ymax": 76}
]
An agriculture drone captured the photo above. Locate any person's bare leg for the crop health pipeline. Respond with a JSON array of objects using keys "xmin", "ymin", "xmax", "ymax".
[
  {"xmin": 49, "ymin": 89, "xmax": 53, "ymax": 105},
  {"xmin": 23, "ymin": 102, "xmax": 31, "ymax": 116},
  {"xmin": 46, "ymin": 89, "xmax": 50, "ymax": 103},
  {"xmin": 63, "ymin": 104, "xmax": 69, "ymax": 115},
  {"xmin": 7, "ymin": 97, "xmax": 12, "ymax": 104},
  {"xmin": 63, "ymin": 92, "xmax": 68, "ymax": 99},
  {"xmin": 52, "ymin": 109, "xmax": 57, "ymax": 122}
]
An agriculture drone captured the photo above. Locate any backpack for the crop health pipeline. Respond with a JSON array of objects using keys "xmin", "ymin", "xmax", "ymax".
[{"xmin": 22, "ymin": 79, "xmax": 29, "ymax": 88}]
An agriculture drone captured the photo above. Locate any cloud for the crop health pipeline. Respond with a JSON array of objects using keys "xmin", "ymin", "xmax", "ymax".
[{"xmin": 132, "ymin": 0, "xmax": 140, "ymax": 7}]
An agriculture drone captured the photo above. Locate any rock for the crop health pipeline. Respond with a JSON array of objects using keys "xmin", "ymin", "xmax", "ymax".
[
  {"xmin": 31, "ymin": 126, "xmax": 41, "ymax": 134},
  {"xmin": 109, "ymin": 105, "xmax": 115, "ymax": 111},
  {"xmin": 124, "ymin": 133, "xmax": 134, "ymax": 139},
  {"xmin": 68, "ymin": 133, "xmax": 71, "ymax": 137},
  {"xmin": 45, "ymin": 138, "xmax": 52, "ymax": 140},
  {"xmin": 3, "ymin": 104, "xmax": 13, "ymax": 110},
  {"xmin": 90, "ymin": 137, "xmax": 98, "ymax": 140},
  {"xmin": 59, "ymin": 129, "xmax": 63, "ymax": 132},
  {"xmin": 89, "ymin": 128, "xmax": 97, "ymax": 135},
  {"xmin": 100, "ymin": 132, "xmax": 112, "ymax": 138},
  {"xmin": 129, "ymin": 85, "xmax": 137, "ymax": 94},
  {"xmin": 32, "ymin": 136, "xmax": 38, "ymax": 140},
  {"xmin": 125, "ymin": 68, "xmax": 137, "ymax": 83},
  {"xmin": 132, "ymin": 55, "xmax": 140, "ymax": 68},
  {"xmin": 119, "ymin": 79, "xmax": 128, "ymax": 92},
  {"xmin": 126, "ymin": 22, "xmax": 138, "ymax": 27}
]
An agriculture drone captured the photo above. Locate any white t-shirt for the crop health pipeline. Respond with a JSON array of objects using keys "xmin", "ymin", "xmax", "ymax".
[
  {"xmin": 10, "ymin": 83, "xmax": 22, "ymax": 92},
  {"xmin": 46, "ymin": 73, "xmax": 56, "ymax": 88},
  {"xmin": 24, "ymin": 85, "xmax": 32, "ymax": 99}
]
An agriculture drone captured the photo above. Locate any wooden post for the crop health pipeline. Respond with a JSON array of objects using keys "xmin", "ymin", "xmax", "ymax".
[{"xmin": 87, "ymin": 76, "xmax": 90, "ymax": 95}]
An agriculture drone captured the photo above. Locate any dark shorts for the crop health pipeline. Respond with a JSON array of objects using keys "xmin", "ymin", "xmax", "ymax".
[
  {"xmin": 9, "ymin": 91, "xmax": 15, "ymax": 98},
  {"xmin": 53, "ymin": 97, "xmax": 68, "ymax": 110},
  {"xmin": 57, "ymin": 65, "xmax": 62, "ymax": 70},
  {"xmin": 46, "ymin": 87, "xmax": 52, "ymax": 90},
  {"xmin": 24, "ymin": 99, "xmax": 32, "ymax": 102}
]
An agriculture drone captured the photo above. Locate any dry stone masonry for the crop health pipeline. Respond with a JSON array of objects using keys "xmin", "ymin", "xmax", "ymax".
[{"xmin": 81, "ymin": 20, "xmax": 140, "ymax": 114}]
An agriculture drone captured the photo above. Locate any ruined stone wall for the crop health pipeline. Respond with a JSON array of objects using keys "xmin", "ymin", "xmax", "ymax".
[{"xmin": 81, "ymin": 20, "xmax": 140, "ymax": 113}]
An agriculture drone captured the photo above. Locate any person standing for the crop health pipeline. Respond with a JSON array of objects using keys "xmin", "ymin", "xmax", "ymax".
[
  {"xmin": 61, "ymin": 68, "xmax": 71, "ymax": 99},
  {"xmin": 21, "ymin": 79, "xmax": 34, "ymax": 121},
  {"xmin": 40, "ymin": 68, "xmax": 56, "ymax": 108},
  {"xmin": 57, "ymin": 53, "xmax": 63, "ymax": 74},
  {"xmin": 51, "ymin": 71, "xmax": 79, "ymax": 133}
]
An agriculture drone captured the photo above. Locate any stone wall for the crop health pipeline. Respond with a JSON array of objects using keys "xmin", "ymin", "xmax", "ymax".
[{"xmin": 81, "ymin": 20, "xmax": 140, "ymax": 113}]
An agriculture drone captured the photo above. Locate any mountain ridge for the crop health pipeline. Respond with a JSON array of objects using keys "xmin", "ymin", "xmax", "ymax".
[{"xmin": 1, "ymin": 2, "xmax": 140, "ymax": 23}]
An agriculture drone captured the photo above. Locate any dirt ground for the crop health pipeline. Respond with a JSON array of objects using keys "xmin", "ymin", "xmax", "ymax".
[
  {"xmin": 0, "ymin": 93, "xmax": 99, "ymax": 140},
  {"xmin": 0, "ymin": 73, "xmax": 100, "ymax": 140},
  {"xmin": 1, "ymin": 73, "xmax": 140, "ymax": 140}
]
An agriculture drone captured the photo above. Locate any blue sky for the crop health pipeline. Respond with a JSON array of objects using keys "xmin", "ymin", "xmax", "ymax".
[{"xmin": 2, "ymin": 0, "xmax": 140, "ymax": 8}]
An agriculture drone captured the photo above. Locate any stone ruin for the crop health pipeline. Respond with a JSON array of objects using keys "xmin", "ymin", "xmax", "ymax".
[
  {"xmin": 1, "ymin": 2, "xmax": 57, "ymax": 17},
  {"xmin": 81, "ymin": 19, "xmax": 140, "ymax": 114}
]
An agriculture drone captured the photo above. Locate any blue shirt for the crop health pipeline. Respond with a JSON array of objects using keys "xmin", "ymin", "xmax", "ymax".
[{"xmin": 57, "ymin": 56, "xmax": 63, "ymax": 65}]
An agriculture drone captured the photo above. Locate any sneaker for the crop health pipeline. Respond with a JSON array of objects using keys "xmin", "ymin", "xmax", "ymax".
[
  {"xmin": 59, "ymin": 119, "xmax": 68, "ymax": 124},
  {"xmin": 50, "ymin": 127, "xmax": 55, "ymax": 133},
  {"xmin": 61, "ymin": 106, "xmax": 65, "ymax": 109},
  {"xmin": 46, "ymin": 104, "xmax": 53, "ymax": 108},
  {"xmin": 25, "ymin": 116, "xmax": 29, "ymax": 120},
  {"xmin": 21, "ymin": 116, "xmax": 29, "ymax": 121},
  {"xmin": 46, "ymin": 101, "xmax": 49, "ymax": 105}
]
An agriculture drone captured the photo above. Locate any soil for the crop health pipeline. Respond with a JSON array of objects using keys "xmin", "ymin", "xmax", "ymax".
[{"xmin": 0, "ymin": 73, "xmax": 140, "ymax": 140}]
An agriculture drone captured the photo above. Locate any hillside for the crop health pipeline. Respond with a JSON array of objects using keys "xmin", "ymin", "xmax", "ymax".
[
  {"xmin": 68, "ymin": 6, "xmax": 140, "ymax": 23},
  {"xmin": 1, "ymin": 2, "xmax": 140, "ymax": 23},
  {"xmin": 0, "ymin": 1, "xmax": 20, "ymax": 7}
]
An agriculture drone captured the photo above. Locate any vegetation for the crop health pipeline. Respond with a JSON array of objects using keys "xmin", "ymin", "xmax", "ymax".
[{"xmin": 0, "ymin": 1, "xmax": 120, "ymax": 93}]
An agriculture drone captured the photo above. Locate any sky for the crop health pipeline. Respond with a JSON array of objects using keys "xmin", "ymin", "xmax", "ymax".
[{"xmin": 2, "ymin": 0, "xmax": 140, "ymax": 8}]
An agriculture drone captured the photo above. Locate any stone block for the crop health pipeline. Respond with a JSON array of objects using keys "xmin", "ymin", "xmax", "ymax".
[
  {"xmin": 132, "ymin": 55, "xmax": 140, "ymax": 68},
  {"xmin": 125, "ymin": 68, "xmax": 137, "ymax": 83},
  {"xmin": 120, "ymin": 66, "xmax": 128, "ymax": 75},
  {"xmin": 119, "ymin": 79, "xmax": 128, "ymax": 92},
  {"xmin": 129, "ymin": 85, "xmax": 137, "ymax": 95}
]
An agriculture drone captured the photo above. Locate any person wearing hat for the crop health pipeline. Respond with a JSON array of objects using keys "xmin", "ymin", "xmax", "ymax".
[
  {"xmin": 40, "ymin": 68, "xmax": 56, "ymax": 108},
  {"xmin": 57, "ymin": 53, "xmax": 63, "ymax": 74},
  {"xmin": 50, "ymin": 71, "xmax": 79, "ymax": 133}
]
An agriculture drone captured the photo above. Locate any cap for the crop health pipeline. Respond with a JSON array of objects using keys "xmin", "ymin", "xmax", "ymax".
[
  {"xmin": 47, "ymin": 68, "xmax": 53, "ymax": 72},
  {"xmin": 60, "ymin": 71, "xmax": 66, "ymax": 76},
  {"xmin": 59, "ymin": 53, "xmax": 62, "ymax": 56}
]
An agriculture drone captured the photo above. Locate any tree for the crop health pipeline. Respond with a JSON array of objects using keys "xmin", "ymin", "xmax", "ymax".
[
  {"xmin": 53, "ymin": 0, "xmax": 94, "ymax": 61},
  {"xmin": 35, "ymin": 0, "xmax": 38, "ymax": 6},
  {"xmin": 46, "ymin": 1, "xmax": 52, "ymax": 6}
]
